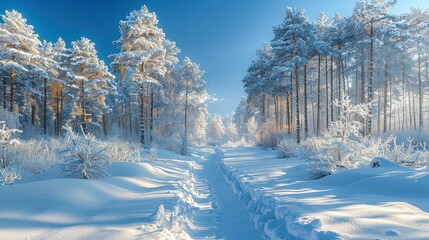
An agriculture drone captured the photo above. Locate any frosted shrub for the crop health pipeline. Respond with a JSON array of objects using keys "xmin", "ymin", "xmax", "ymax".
[
  {"xmin": 103, "ymin": 140, "xmax": 144, "ymax": 162},
  {"xmin": 307, "ymin": 95, "xmax": 370, "ymax": 178},
  {"xmin": 385, "ymin": 137, "xmax": 429, "ymax": 168},
  {"xmin": 8, "ymin": 138, "xmax": 60, "ymax": 174},
  {"xmin": 0, "ymin": 121, "xmax": 22, "ymax": 169},
  {"xmin": 58, "ymin": 125, "xmax": 111, "ymax": 179},
  {"xmin": 277, "ymin": 138, "xmax": 298, "ymax": 158},
  {"xmin": 0, "ymin": 167, "xmax": 21, "ymax": 185}
]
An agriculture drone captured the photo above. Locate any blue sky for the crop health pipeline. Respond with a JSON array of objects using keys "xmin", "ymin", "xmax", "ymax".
[{"xmin": 1, "ymin": 0, "xmax": 428, "ymax": 116}]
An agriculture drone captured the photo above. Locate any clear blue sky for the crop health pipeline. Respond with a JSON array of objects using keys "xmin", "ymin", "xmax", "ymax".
[{"xmin": 1, "ymin": 0, "xmax": 428, "ymax": 116}]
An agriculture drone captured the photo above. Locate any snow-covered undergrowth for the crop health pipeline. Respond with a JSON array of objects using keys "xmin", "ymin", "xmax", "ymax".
[
  {"xmin": 0, "ymin": 148, "xmax": 207, "ymax": 240},
  {"xmin": 219, "ymin": 147, "xmax": 429, "ymax": 240}
]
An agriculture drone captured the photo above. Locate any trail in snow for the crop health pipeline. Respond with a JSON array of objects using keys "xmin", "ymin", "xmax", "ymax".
[{"xmin": 191, "ymin": 148, "xmax": 262, "ymax": 240}]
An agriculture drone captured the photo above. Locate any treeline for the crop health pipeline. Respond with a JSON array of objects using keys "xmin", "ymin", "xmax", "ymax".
[
  {"xmin": 237, "ymin": 0, "xmax": 429, "ymax": 146},
  {"xmin": 0, "ymin": 6, "xmax": 208, "ymax": 154}
]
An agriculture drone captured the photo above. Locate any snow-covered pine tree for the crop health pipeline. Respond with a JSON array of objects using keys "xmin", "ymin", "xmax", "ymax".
[
  {"xmin": 110, "ymin": 6, "xmax": 169, "ymax": 146},
  {"xmin": 0, "ymin": 10, "xmax": 41, "ymax": 113},
  {"xmin": 66, "ymin": 37, "xmax": 116, "ymax": 134},
  {"xmin": 407, "ymin": 8, "xmax": 429, "ymax": 131},
  {"xmin": 270, "ymin": 7, "xmax": 319, "ymax": 143},
  {"xmin": 352, "ymin": 0, "xmax": 398, "ymax": 134},
  {"xmin": 38, "ymin": 40, "xmax": 60, "ymax": 135},
  {"xmin": 50, "ymin": 38, "xmax": 69, "ymax": 136}
]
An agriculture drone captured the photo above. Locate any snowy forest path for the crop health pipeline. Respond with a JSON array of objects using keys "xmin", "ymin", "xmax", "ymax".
[{"xmin": 191, "ymin": 148, "xmax": 262, "ymax": 240}]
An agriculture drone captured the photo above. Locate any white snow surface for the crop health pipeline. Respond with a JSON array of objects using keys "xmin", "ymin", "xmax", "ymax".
[
  {"xmin": 0, "ymin": 148, "xmax": 263, "ymax": 240},
  {"xmin": 219, "ymin": 147, "xmax": 429, "ymax": 240},
  {"xmin": 2, "ymin": 147, "xmax": 429, "ymax": 239}
]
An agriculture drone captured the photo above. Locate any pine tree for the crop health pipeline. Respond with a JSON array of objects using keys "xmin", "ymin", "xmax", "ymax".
[
  {"xmin": 0, "ymin": 10, "xmax": 41, "ymax": 113},
  {"xmin": 67, "ymin": 37, "xmax": 115, "ymax": 134},
  {"xmin": 110, "ymin": 6, "xmax": 170, "ymax": 146}
]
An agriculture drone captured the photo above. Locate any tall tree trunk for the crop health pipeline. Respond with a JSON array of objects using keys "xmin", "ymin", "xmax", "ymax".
[
  {"xmin": 295, "ymin": 63, "xmax": 301, "ymax": 144},
  {"xmin": 274, "ymin": 96, "xmax": 279, "ymax": 132},
  {"xmin": 261, "ymin": 94, "xmax": 266, "ymax": 122},
  {"xmin": 337, "ymin": 56, "xmax": 342, "ymax": 121},
  {"xmin": 383, "ymin": 63, "xmax": 388, "ymax": 133},
  {"xmin": 140, "ymin": 85, "xmax": 146, "ymax": 145},
  {"xmin": 367, "ymin": 22, "xmax": 374, "ymax": 135},
  {"xmin": 81, "ymin": 79, "xmax": 87, "ymax": 134},
  {"xmin": 325, "ymin": 56, "xmax": 329, "ymax": 128},
  {"xmin": 418, "ymin": 50, "xmax": 423, "ymax": 130},
  {"xmin": 304, "ymin": 64, "xmax": 308, "ymax": 138},
  {"xmin": 408, "ymin": 87, "xmax": 412, "ymax": 130},
  {"xmin": 183, "ymin": 79, "xmax": 190, "ymax": 155},
  {"xmin": 286, "ymin": 93, "xmax": 290, "ymax": 134},
  {"xmin": 402, "ymin": 61, "xmax": 406, "ymax": 131},
  {"xmin": 317, "ymin": 55, "xmax": 321, "ymax": 135},
  {"xmin": 355, "ymin": 66, "xmax": 359, "ymax": 105},
  {"xmin": 3, "ymin": 77, "xmax": 6, "ymax": 110},
  {"xmin": 412, "ymin": 88, "xmax": 417, "ymax": 130},
  {"xmin": 31, "ymin": 75, "xmax": 36, "ymax": 126},
  {"xmin": 55, "ymin": 93, "xmax": 60, "ymax": 136},
  {"xmin": 129, "ymin": 98, "xmax": 133, "ymax": 136},
  {"xmin": 150, "ymin": 84, "xmax": 154, "ymax": 143},
  {"xmin": 389, "ymin": 74, "xmax": 392, "ymax": 131},
  {"xmin": 10, "ymin": 72, "xmax": 15, "ymax": 112},
  {"xmin": 377, "ymin": 85, "xmax": 381, "ymax": 134},
  {"xmin": 331, "ymin": 55, "xmax": 334, "ymax": 121},
  {"xmin": 103, "ymin": 112, "xmax": 108, "ymax": 137},
  {"xmin": 43, "ymin": 78, "xmax": 47, "ymax": 135},
  {"xmin": 59, "ymin": 90, "xmax": 63, "ymax": 135}
]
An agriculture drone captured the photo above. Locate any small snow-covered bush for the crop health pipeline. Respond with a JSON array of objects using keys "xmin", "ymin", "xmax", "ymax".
[
  {"xmin": 8, "ymin": 138, "xmax": 60, "ymax": 174},
  {"xmin": 0, "ymin": 167, "xmax": 21, "ymax": 185},
  {"xmin": 58, "ymin": 125, "xmax": 111, "ymax": 179},
  {"xmin": 277, "ymin": 137, "xmax": 298, "ymax": 158},
  {"xmin": 384, "ymin": 137, "xmax": 429, "ymax": 168},
  {"xmin": 102, "ymin": 140, "xmax": 144, "ymax": 162},
  {"xmin": 0, "ymin": 121, "xmax": 22, "ymax": 169},
  {"xmin": 305, "ymin": 95, "xmax": 370, "ymax": 178}
]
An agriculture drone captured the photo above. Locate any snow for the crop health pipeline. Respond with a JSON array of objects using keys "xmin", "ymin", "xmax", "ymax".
[
  {"xmin": 0, "ymin": 148, "xmax": 263, "ymax": 240},
  {"xmin": 2, "ymin": 146, "xmax": 429, "ymax": 239},
  {"xmin": 219, "ymin": 147, "xmax": 429, "ymax": 240},
  {"xmin": 0, "ymin": 150, "xmax": 195, "ymax": 239}
]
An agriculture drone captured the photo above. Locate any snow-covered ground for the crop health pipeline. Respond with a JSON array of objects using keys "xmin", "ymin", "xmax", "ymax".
[
  {"xmin": 2, "ymin": 146, "xmax": 429, "ymax": 240},
  {"xmin": 220, "ymin": 147, "xmax": 429, "ymax": 240},
  {"xmin": 0, "ymin": 148, "xmax": 263, "ymax": 240}
]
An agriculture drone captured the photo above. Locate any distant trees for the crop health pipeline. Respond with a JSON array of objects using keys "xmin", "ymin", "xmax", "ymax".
[{"xmin": 240, "ymin": 0, "xmax": 429, "ymax": 146}]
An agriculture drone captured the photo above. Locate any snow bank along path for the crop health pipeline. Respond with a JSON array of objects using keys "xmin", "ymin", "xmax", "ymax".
[{"xmin": 219, "ymin": 147, "xmax": 429, "ymax": 240}]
